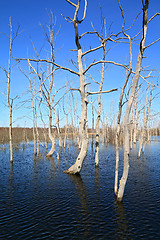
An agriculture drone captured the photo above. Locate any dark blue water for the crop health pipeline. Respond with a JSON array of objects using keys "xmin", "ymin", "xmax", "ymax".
[{"xmin": 0, "ymin": 139, "xmax": 160, "ymax": 239}]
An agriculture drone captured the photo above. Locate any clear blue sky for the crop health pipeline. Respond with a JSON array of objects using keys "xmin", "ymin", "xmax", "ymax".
[{"xmin": 0, "ymin": 0, "xmax": 160, "ymax": 128}]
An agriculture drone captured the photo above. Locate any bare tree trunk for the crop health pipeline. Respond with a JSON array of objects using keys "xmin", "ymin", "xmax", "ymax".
[
  {"xmin": 133, "ymin": 97, "xmax": 138, "ymax": 144},
  {"xmin": 138, "ymin": 85, "xmax": 153, "ymax": 157},
  {"xmin": 64, "ymin": 48, "xmax": 89, "ymax": 174},
  {"xmin": 115, "ymin": 0, "xmax": 133, "ymax": 196},
  {"xmin": 64, "ymin": 114, "xmax": 68, "ymax": 148},
  {"xmin": 138, "ymin": 86, "xmax": 149, "ymax": 157},
  {"xmin": 75, "ymin": 93, "xmax": 81, "ymax": 148},
  {"xmin": 28, "ymin": 67, "xmax": 37, "ymax": 155},
  {"xmin": 7, "ymin": 18, "xmax": 17, "ymax": 163},
  {"xmin": 46, "ymin": 108, "xmax": 55, "ymax": 157},
  {"xmin": 9, "ymin": 104, "xmax": 13, "ymax": 162},
  {"xmin": 117, "ymin": 0, "xmax": 149, "ymax": 202},
  {"xmin": 130, "ymin": 107, "xmax": 134, "ymax": 150},
  {"xmin": 8, "ymin": 33, "xmax": 13, "ymax": 162},
  {"xmin": 40, "ymin": 109, "xmax": 48, "ymax": 151},
  {"xmin": 64, "ymin": 0, "xmax": 89, "ymax": 174},
  {"xmin": 53, "ymin": 106, "xmax": 62, "ymax": 148},
  {"xmin": 95, "ymin": 44, "xmax": 105, "ymax": 167},
  {"xmin": 63, "ymin": 96, "xmax": 69, "ymax": 148}
]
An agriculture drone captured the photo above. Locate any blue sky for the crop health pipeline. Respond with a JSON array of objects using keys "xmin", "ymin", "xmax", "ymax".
[{"xmin": 0, "ymin": 0, "xmax": 160, "ymax": 128}]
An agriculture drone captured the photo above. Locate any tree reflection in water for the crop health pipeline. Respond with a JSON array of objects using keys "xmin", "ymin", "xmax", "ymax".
[{"xmin": 68, "ymin": 174, "xmax": 91, "ymax": 238}]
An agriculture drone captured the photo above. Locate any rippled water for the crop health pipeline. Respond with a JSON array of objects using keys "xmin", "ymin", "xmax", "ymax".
[{"xmin": 0, "ymin": 138, "xmax": 160, "ymax": 239}]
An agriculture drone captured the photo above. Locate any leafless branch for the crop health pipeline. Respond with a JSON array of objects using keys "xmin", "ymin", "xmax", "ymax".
[
  {"xmin": 87, "ymin": 88, "xmax": 118, "ymax": 96},
  {"xmin": 82, "ymin": 45, "xmax": 103, "ymax": 57},
  {"xmin": 84, "ymin": 60, "xmax": 129, "ymax": 74},
  {"xmin": 144, "ymin": 37, "xmax": 160, "ymax": 49},
  {"xmin": 79, "ymin": 31, "xmax": 97, "ymax": 39},
  {"xmin": 66, "ymin": 0, "xmax": 77, "ymax": 7},
  {"xmin": 70, "ymin": 88, "xmax": 80, "ymax": 92},
  {"xmin": 147, "ymin": 12, "xmax": 160, "ymax": 24},
  {"xmin": 16, "ymin": 57, "xmax": 79, "ymax": 76}
]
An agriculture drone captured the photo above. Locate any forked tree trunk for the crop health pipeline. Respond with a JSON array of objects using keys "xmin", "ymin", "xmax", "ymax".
[
  {"xmin": 64, "ymin": 1, "xmax": 89, "ymax": 174},
  {"xmin": 117, "ymin": 0, "xmax": 149, "ymax": 201}
]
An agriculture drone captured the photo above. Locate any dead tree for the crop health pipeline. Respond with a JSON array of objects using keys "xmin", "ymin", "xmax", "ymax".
[
  {"xmin": 41, "ymin": 12, "xmax": 63, "ymax": 151},
  {"xmin": 1, "ymin": 18, "xmax": 20, "ymax": 162},
  {"xmin": 138, "ymin": 84, "xmax": 153, "ymax": 157},
  {"xmin": 63, "ymin": 0, "xmax": 89, "ymax": 174},
  {"xmin": 116, "ymin": 0, "xmax": 149, "ymax": 201},
  {"xmin": 114, "ymin": 0, "xmax": 133, "ymax": 196},
  {"xmin": 63, "ymin": 0, "xmax": 118, "ymax": 174},
  {"xmin": 17, "ymin": 0, "xmax": 128, "ymax": 174},
  {"xmin": 63, "ymin": 95, "xmax": 69, "ymax": 148},
  {"xmin": 28, "ymin": 66, "xmax": 37, "ymax": 155},
  {"xmin": 116, "ymin": 0, "xmax": 160, "ymax": 201},
  {"xmin": 94, "ymin": 16, "xmax": 107, "ymax": 167}
]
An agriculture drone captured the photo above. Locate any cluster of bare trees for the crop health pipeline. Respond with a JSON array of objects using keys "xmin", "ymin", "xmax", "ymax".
[{"xmin": 1, "ymin": 0, "xmax": 160, "ymax": 202}]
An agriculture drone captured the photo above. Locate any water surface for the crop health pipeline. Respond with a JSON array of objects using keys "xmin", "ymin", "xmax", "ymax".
[{"xmin": 0, "ymin": 139, "xmax": 160, "ymax": 239}]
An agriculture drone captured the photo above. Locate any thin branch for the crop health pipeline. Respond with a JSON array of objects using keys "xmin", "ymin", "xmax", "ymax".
[
  {"xmin": 87, "ymin": 88, "xmax": 118, "ymax": 95},
  {"xmin": 84, "ymin": 60, "xmax": 129, "ymax": 74},
  {"xmin": 144, "ymin": 37, "xmax": 160, "ymax": 49},
  {"xmin": 79, "ymin": 31, "xmax": 98, "ymax": 39},
  {"xmin": 82, "ymin": 45, "xmax": 103, "ymax": 57},
  {"xmin": 147, "ymin": 12, "xmax": 160, "ymax": 24},
  {"xmin": 16, "ymin": 57, "xmax": 80, "ymax": 76},
  {"xmin": 61, "ymin": 14, "xmax": 73, "ymax": 23},
  {"xmin": 66, "ymin": 0, "xmax": 77, "ymax": 7},
  {"xmin": 70, "ymin": 88, "xmax": 80, "ymax": 92},
  {"xmin": 78, "ymin": 0, "xmax": 87, "ymax": 23}
]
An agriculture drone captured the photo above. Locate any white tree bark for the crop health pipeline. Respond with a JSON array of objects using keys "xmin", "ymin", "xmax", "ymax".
[
  {"xmin": 64, "ymin": 0, "xmax": 89, "ymax": 174},
  {"xmin": 6, "ymin": 18, "xmax": 19, "ymax": 163},
  {"xmin": 64, "ymin": 48, "xmax": 89, "ymax": 174},
  {"xmin": 95, "ymin": 45, "xmax": 105, "ymax": 167},
  {"xmin": 117, "ymin": 0, "xmax": 149, "ymax": 201}
]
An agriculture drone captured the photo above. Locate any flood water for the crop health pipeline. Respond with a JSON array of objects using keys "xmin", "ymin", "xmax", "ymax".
[{"xmin": 0, "ymin": 138, "xmax": 160, "ymax": 239}]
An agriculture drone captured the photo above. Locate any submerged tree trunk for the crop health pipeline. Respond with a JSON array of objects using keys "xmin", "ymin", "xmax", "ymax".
[
  {"xmin": 9, "ymin": 104, "xmax": 13, "ymax": 162},
  {"xmin": 7, "ymin": 18, "xmax": 15, "ymax": 163},
  {"xmin": 64, "ymin": 0, "xmax": 89, "ymax": 174},
  {"xmin": 54, "ymin": 107, "xmax": 62, "ymax": 148},
  {"xmin": 46, "ymin": 108, "xmax": 55, "ymax": 157},
  {"xmin": 95, "ymin": 45, "xmax": 105, "ymax": 167},
  {"xmin": 64, "ymin": 49, "xmax": 89, "ymax": 174},
  {"xmin": 28, "ymin": 67, "xmax": 37, "ymax": 155},
  {"xmin": 138, "ymin": 85, "xmax": 153, "ymax": 157},
  {"xmin": 133, "ymin": 97, "xmax": 138, "ymax": 144},
  {"xmin": 117, "ymin": 0, "xmax": 149, "ymax": 202}
]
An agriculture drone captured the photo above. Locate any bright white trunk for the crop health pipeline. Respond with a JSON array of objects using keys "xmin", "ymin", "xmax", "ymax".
[
  {"xmin": 117, "ymin": 1, "xmax": 149, "ymax": 201},
  {"xmin": 64, "ymin": 49, "xmax": 89, "ymax": 174}
]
